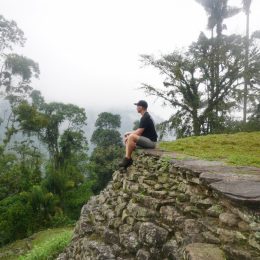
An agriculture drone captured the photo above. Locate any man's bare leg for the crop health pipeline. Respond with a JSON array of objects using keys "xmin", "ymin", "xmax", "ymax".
[{"xmin": 125, "ymin": 134, "xmax": 139, "ymax": 159}]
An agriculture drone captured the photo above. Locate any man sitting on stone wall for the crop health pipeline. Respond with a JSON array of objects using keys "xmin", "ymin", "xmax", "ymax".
[{"xmin": 119, "ymin": 100, "xmax": 158, "ymax": 169}]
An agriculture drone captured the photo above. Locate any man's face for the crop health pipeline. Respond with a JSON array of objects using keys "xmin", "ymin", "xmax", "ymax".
[{"xmin": 136, "ymin": 105, "xmax": 143, "ymax": 113}]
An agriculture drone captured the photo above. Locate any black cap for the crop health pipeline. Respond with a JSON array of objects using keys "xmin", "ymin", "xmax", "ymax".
[{"xmin": 134, "ymin": 100, "xmax": 148, "ymax": 109}]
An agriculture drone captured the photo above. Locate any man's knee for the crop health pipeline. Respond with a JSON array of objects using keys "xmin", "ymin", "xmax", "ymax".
[{"xmin": 128, "ymin": 133, "xmax": 138, "ymax": 142}]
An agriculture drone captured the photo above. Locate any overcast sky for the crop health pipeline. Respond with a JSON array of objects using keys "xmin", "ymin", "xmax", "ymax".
[{"xmin": 1, "ymin": 0, "xmax": 260, "ymax": 120}]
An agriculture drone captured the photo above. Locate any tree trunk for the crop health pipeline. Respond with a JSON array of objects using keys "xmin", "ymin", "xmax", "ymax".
[
  {"xmin": 192, "ymin": 111, "xmax": 201, "ymax": 136},
  {"xmin": 216, "ymin": 22, "xmax": 223, "ymax": 115},
  {"xmin": 243, "ymin": 11, "xmax": 250, "ymax": 123}
]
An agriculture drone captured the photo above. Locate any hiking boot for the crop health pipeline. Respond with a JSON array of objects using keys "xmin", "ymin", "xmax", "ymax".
[{"xmin": 119, "ymin": 157, "xmax": 133, "ymax": 168}]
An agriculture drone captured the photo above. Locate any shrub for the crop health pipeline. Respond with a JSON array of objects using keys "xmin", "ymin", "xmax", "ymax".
[{"xmin": 19, "ymin": 230, "xmax": 72, "ymax": 260}]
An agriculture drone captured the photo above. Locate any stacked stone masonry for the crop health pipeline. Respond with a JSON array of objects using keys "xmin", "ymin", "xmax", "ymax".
[{"xmin": 58, "ymin": 150, "xmax": 260, "ymax": 260}]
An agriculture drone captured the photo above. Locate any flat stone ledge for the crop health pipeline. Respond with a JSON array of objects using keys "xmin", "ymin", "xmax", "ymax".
[
  {"xmin": 171, "ymin": 158, "xmax": 260, "ymax": 177},
  {"xmin": 200, "ymin": 172, "xmax": 260, "ymax": 185},
  {"xmin": 139, "ymin": 148, "xmax": 260, "ymax": 206},
  {"xmin": 210, "ymin": 180, "xmax": 260, "ymax": 204}
]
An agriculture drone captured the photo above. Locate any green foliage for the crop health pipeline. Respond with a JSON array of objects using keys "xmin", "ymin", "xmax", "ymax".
[
  {"xmin": 221, "ymin": 120, "xmax": 260, "ymax": 133},
  {"xmin": 141, "ymin": 30, "xmax": 260, "ymax": 137},
  {"xmin": 160, "ymin": 131, "xmax": 260, "ymax": 167},
  {"xmin": 0, "ymin": 91, "xmax": 92, "ymax": 245},
  {"xmin": 14, "ymin": 92, "xmax": 88, "ymax": 165},
  {"xmin": 91, "ymin": 112, "xmax": 122, "ymax": 147},
  {"xmin": 95, "ymin": 112, "xmax": 121, "ymax": 129},
  {"xmin": 19, "ymin": 229, "xmax": 72, "ymax": 260},
  {"xmin": 0, "ymin": 14, "xmax": 39, "ymax": 149},
  {"xmin": 214, "ymin": 103, "xmax": 260, "ymax": 133},
  {"xmin": 13, "ymin": 101, "xmax": 49, "ymax": 132},
  {"xmin": 5, "ymin": 54, "xmax": 40, "ymax": 81},
  {"xmin": 89, "ymin": 145, "xmax": 124, "ymax": 194},
  {"xmin": 0, "ymin": 142, "xmax": 42, "ymax": 200},
  {"xmin": 0, "ymin": 227, "xmax": 73, "ymax": 260},
  {"xmin": 0, "ymin": 157, "xmax": 87, "ymax": 246},
  {"xmin": 0, "ymin": 195, "xmax": 34, "ymax": 245},
  {"xmin": 140, "ymin": 0, "xmax": 260, "ymax": 138},
  {"xmin": 89, "ymin": 112, "xmax": 123, "ymax": 193},
  {"xmin": 91, "ymin": 128, "xmax": 122, "ymax": 147},
  {"xmin": 141, "ymin": 35, "xmax": 234, "ymax": 136},
  {"xmin": 1, "ymin": 52, "xmax": 39, "ymax": 103},
  {"xmin": 25, "ymin": 185, "xmax": 60, "ymax": 223},
  {"xmin": 49, "ymin": 212, "xmax": 74, "ymax": 228},
  {"xmin": 0, "ymin": 14, "xmax": 25, "ymax": 51},
  {"xmin": 195, "ymin": 0, "xmax": 240, "ymax": 36},
  {"xmin": 63, "ymin": 180, "xmax": 95, "ymax": 219},
  {"xmin": 0, "ymin": 15, "xmax": 94, "ymax": 248},
  {"xmin": 60, "ymin": 129, "xmax": 87, "ymax": 161},
  {"xmin": 249, "ymin": 103, "xmax": 260, "ymax": 125},
  {"xmin": 0, "ymin": 182, "xmax": 65, "ymax": 246}
]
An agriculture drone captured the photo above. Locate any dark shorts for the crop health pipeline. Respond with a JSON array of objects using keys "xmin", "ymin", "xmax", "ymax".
[{"xmin": 136, "ymin": 136, "xmax": 156, "ymax": 149}]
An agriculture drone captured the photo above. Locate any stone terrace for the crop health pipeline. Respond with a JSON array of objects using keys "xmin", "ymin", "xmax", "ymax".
[{"xmin": 57, "ymin": 149, "xmax": 260, "ymax": 259}]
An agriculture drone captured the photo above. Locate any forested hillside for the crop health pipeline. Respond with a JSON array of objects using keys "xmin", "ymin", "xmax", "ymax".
[
  {"xmin": 0, "ymin": 0, "xmax": 260, "ymax": 259},
  {"xmin": 0, "ymin": 14, "xmax": 130, "ymax": 248}
]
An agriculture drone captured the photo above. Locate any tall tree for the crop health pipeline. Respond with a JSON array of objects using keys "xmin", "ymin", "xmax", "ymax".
[
  {"xmin": 0, "ymin": 14, "xmax": 39, "ymax": 101},
  {"xmin": 13, "ymin": 90, "xmax": 92, "ymax": 219},
  {"xmin": 91, "ymin": 112, "xmax": 122, "ymax": 147},
  {"xmin": 14, "ymin": 90, "xmax": 88, "ymax": 170},
  {"xmin": 195, "ymin": 0, "xmax": 240, "ymax": 125},
  {"xmin": 140, "ymin": 33, "xmax": 247, "ymax": 137},
  {"xmin": 0, "ymin": 15, "xmax": 94, "ymax": 245},
  {"xmin": 195, "ymin": 0, "xmax": 240, "ymax": 38},
  {"xmin": 242, "ymin": 0, "xmax": 252, "ymax": 122},
  {"xmin": 0, "ymin": 15, "xmax": 25, "ymax": 52},
  {"xmin": 0, "ymin": 15, "xmax": 39, "ymax": 146},
  {"xmin": 89, "ymin": 112, "xmax": 123, "ymax": 193}
]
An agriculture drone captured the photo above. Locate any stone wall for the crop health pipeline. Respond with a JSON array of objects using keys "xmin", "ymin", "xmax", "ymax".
[{"xmin": 57, "ymin": 150, "xmax": 260, "ymax": 260}]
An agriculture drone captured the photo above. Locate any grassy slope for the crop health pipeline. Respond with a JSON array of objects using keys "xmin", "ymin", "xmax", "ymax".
[
  {"xmin": 159, "ymin": 131, "xmax": 260, "ymax": 167},
  {"xmin": 0, "ymin": 227, "xmax": 73, "ymax": 260}
]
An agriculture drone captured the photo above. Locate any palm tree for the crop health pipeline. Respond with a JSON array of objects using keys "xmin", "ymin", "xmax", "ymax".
[
  {"xmin": 195, "ymin": 0, "xmax": 240, "ymax": 130},
  {"xmin": 195, "ymin": 0, "xmax": 240, "ymax": 38},
  {"xmin": 242, "ymin": 0, "xmax": 252, "ymax": 122}
]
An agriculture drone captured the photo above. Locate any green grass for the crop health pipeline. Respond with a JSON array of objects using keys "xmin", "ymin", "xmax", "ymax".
[
  {"xmin": 159, "ymin": 131, "xmax": 260, "ymax": 167},
  {"xmin": 0, "ymin": 227, "xmax": 73, "ymax": 260}
]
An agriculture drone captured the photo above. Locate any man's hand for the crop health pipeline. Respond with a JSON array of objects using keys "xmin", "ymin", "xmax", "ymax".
[
  {"xmin": 124, "ymin": 131, "xmax": 132, "ymax": 137},
  {"xmin": 124, "ymin": 132, "xmax": 133, "ymax": 144},
  {"xmin": 124, "ymin": 132, "xmax": 131, "ymax": 144},
  {"xmin": 124, "ymin": 129, "xmax": 144, "ymax": 145}
]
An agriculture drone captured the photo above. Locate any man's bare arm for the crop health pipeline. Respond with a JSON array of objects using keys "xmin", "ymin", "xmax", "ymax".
[
  {"xmin": 133, "ymin": 128, "xmax": 144, "ymax": 136},
  {"xmin": 124, "ymin": 128, "xmax": 144, "ymax": 137}
]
